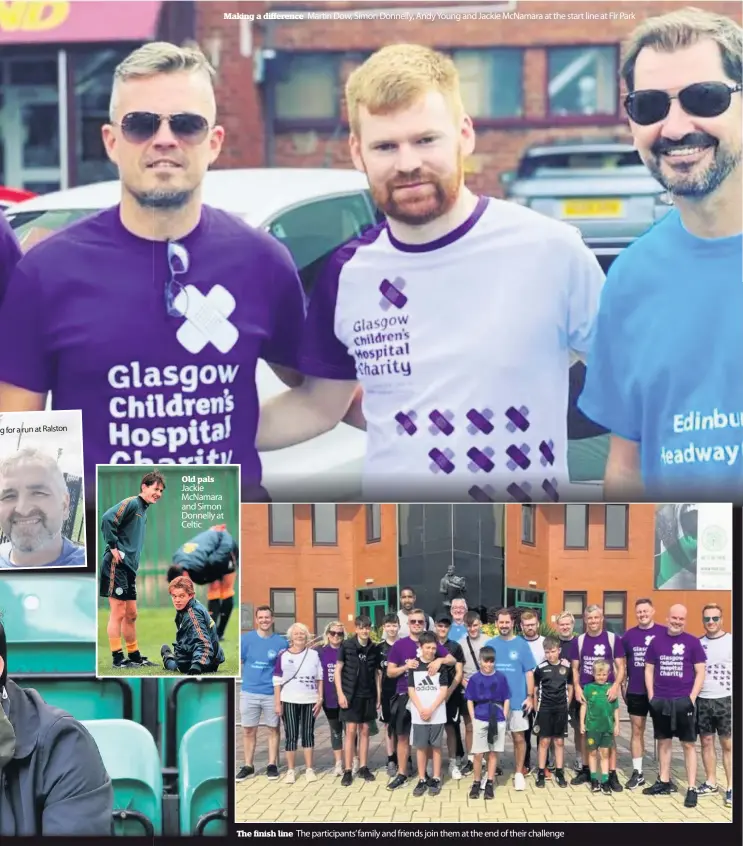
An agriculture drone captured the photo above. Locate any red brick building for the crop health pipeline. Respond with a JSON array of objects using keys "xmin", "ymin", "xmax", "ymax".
[
  {"xmin": 505, "ymin": 504, "xmax": 732, "ymax": 636},
  {"xmin": 196, "ymin": 0, "xmax": 741, "ymax": 195},
  {"xmin": 241, "ymin": 503, "xmax": 398, "ymax": 635}
]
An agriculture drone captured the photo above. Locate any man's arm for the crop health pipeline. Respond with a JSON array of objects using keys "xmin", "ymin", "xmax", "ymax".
[
  {"xmin": 100, "ymin": 499, "xmax": 136, "ymax": 554},
  {"xmin": 572, "ymin": 660, "xmax": 584, "ymax": 702},
  {"xmin": 604, "ymin": 435, "xmax": 644, "ymax": 501},
  {"xmin": 0, "ymin": 382, "xmax": 45, "ymax": 411},
  {"xmin": 690, "ymin": 662, "xmax": 706, "ymax": 703},
  {"xmin": 40, "ymin": 718, "xmax": 114, "ymax": 835},
  {"xmin": 256, "ymin": 376, "xmax": 359, "ymax": 450},
  {"xmin": 187, "ymin": 606, "xmax": 217, "ymax": 673},
  {"xmin": 644, "ymin": 662, "xmax": 655, "ymax": 700}
]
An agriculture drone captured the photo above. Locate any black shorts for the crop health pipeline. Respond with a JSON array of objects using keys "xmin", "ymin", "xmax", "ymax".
[
  {"xmin": 649, "ymin": 697, "xmax": 696, "ymax": 742},
  {"xmin": 534, "ymin": 708, "xmax": 568, "ymax": 738},
  {"xmin": 626, "ymin": 692, "xmax": 650, "ymax": 718},
  {"xmin": 697, "ymin": 697, "xmax": 732, "ymax": 738},
  {"xmin": 380, "ymin": 687, "xmax": 396, "ymax": 724},
  {"xmin": 446, "ymin": 690, "xmax": 463, "ymax": 725},
  {"xmin": 99, "ymin": 558, "xmax": 137, "ymax": 601},
  {"xmin": 391, "ymin": 693, "xmax": 412, "ymax": 738},
  {"xmin": 340, "ymin": 696, "xmax": 376, "ymax": 724}
]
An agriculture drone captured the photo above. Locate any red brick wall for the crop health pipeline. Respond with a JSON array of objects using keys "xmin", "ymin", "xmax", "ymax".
[
  {"xmin": 505, "ymin": 504, "xmax": 732, "ymax": 637},
  {"xmin": 240, "ymin": 503, "xmax": 397, "ymax": 631}
]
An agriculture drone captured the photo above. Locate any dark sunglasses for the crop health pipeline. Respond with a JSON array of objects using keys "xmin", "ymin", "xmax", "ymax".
[
  {"xmin": 119, "ymin": 111, "xmax": 211, "ymax": 144},
  {"xmin": 329, "ymin": 630, "xmax": 344, "ymax": 636},
  {"xmin": 409, "ymin": 619, "xmax": 425, "ymax": 625},
  {"xmin": 165, "ymin": 241, "xmax": 189, "ymax": 317},
  {"xmin": 625, "ymin": 82, "xmax": 742, "ymax": 125},
  {"xmin": 703, "ymin": 616, "xmax": 721, "ymax": 623}
]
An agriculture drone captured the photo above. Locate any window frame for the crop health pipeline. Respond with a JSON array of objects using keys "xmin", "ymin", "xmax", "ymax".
[
  {"xmin": 451, "ymin": 46, "xmax": 525, "ymax": 121},
  {"xmin": 564, "ymin": 504, "xmax": 589, "ymax": 549},
  {"xmin": 312, "ymin": 504, "xmax": 338, "ymax": 546},
  {"xmin": 314, "ymin": 588, "xmax": 340, "ymax": 637},
  {"xmin": 268, "ymin": 504, "xmax": 295, "ymax": 546},
  {"xmin": 273, "ymin": 51, "xmax": 341, "ymax": 122},
  {"xmin": 366, "ymin": 504, "xmax": 381, "ymax": 543},
  {"xmin": 563, "ymin": 591, "xmax": 587, "ymax": 635},
  {"xmin": 270, "ymin": 588, "xmax": 296, "ymax": 634},
  {"xmin": 604, "ymin": 504, "xmax": 629, "ymax": 550},
  {"xmin": 521, "ymin": 504, "xmax": 536, "ymax": 545},
  {"xmin": 603, "ymin": 590, "xmax": 627, "ymax": 634},
  {"xmin": 545, "ymin": 43, "xmax": 621, "ymax": 122}
]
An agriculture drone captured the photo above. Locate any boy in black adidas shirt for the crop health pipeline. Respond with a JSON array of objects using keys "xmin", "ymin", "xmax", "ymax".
[{"xmin": 533, "ymin": 636, "xmax": 573, "ymax": 788}]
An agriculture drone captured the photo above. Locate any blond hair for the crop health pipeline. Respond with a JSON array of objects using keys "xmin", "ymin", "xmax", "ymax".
[
  {"xmin": 621, "ymin": 7, "xmax": 743, "ymax": 93},
  {"xmin": 110, "ymin": 41, "xmax": 217, "ymax": 121},
  {"xmin": 322, "ymin": 620, "xmax": 346, "ymax": 646},
  {"xmin": 556, "ymin": 611, "xmax": 575, "ymax": 625},
  {"xmin": 345, "ymin": 44, "xmax": 464, "ymax": 135},
  {"xmin": 592, "ymin": 660, "xmax": 610, "ymax": 675}
]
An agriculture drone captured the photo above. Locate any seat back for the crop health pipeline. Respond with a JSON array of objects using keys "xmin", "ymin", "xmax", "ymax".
[
  {"xmin": 178, "ymin": 717, "xmax": 227, "ymax": 836},
  {"xmin": 82, "ymin": 719, "xmax": 163, "ymax": 836},
  {"xmin": 17, "ymin": 677, "xmax": 132, "ymax": 720},
  {"xmin": 167, "ymin": 679, "xmax": 228, "ymax": 766}
]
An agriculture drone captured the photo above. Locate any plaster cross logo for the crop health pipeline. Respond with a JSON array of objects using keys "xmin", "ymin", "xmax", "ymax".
[
  {"xmin": 379, "ymin": 277, "xmax": 408, "ymax": 310},
  {"xmin": 593, "ymin": 645, "xmax": 606, "ymax": 656},
  {"xmin": 672, "ymin": 643, "xmax": 685, "ymax": 656},
  {"xmin": 509, "ymin": 651, "xmax": 519, "ymax": 661},
  {"xmin": 174, "ymin": 285, "xmax": 239, "ymax": 354},
  {"xmin": 644, "ymin": 635, "xmax": 655, "ymax": 646},
  {"xmin": 267, "ymin": 651, "xmax": 277, "ymax": 660}
]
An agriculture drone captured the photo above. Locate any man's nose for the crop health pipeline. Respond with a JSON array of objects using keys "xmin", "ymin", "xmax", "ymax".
[
  {"xmin": 659, "ymin": 97, "xmax": 699, "ymax": 140},
  {"xmin": 394, "ymin": 143, "xmax": 424, "ymax": 173},
  {"xmin": 150, "ymin": 117, "xmax": 180, "ymax": 147}
]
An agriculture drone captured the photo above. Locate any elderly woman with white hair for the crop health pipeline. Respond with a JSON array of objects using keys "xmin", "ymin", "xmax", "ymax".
[{"xmin": 273, "ymin": 622, "xmax": 324, "ymax": 784}]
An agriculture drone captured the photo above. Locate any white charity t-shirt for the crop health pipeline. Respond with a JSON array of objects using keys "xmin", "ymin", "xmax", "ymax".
[
  {"xmin": 300, "ymin": 196, "xmax": 605, "ymax": 503},
  {"xmin": 699, "ymin": 633, "xmax": 732, "ymax": 699}
]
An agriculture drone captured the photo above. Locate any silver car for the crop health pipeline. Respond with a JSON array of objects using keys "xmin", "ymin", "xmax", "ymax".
[{"xmin": 502, "ymin": 138, "xmax": 673, "ymax": 240}]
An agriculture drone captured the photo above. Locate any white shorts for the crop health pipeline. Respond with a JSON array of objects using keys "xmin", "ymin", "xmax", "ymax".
[
  {"xmin": 240, "ymin": 692, "xmax": 279, "ymax": 728},
  {"xmin": 471, "ymin": 719, "xmax": 507, "ymax": 754},
  {"xmin": 507, "ymin": 709, "xmax": 530, "ymax": 733}
]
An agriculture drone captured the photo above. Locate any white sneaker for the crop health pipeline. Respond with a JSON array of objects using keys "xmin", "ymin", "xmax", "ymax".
[
  {"xmin": 284, "ymin": 769, "xmax": 296, "ymax": 784},
  {"xmin": 334, "ymin": 760, "xmax": 344, "ymax": 777},
  {"xmin": 352, "ymin": 757, "xmax": 360, "ymax": 776},
  {"xmin": 305, "ymin": 768, "xmax": 317, "ymax": 782},
  {"xmin": 449, "ymin": 763, "xmax": 463, "ymax": 780},
  {"xmin": 514, "ymin": 772, "xmax": 526, "ymax": 791}
]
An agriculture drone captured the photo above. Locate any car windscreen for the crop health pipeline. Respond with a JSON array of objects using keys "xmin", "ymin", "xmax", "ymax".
[
  {"xmin": 518, "ymin": 150, "xmax": 644, "ymax": 178},
  {"xmin": 6, "ymin": 209, "xmax": 98, "ymax": 250}
]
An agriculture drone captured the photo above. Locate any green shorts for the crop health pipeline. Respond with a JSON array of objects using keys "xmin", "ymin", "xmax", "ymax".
[{"xmin": 586, "ymin": 731, "xmax": 614, "ymax": 750}]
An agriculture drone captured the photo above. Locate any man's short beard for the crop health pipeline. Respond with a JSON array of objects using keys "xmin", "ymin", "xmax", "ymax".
[
  {"xmin": 133, "ymin": 188, "xmax": 194, "ymax": 210},
  {"xmin": 648, "ymin": 143, "xmax": 741, "ymax": 199}
]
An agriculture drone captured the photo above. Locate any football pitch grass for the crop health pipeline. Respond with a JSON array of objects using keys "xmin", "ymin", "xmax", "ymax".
[{"xmin": 97, "ymin": 605, "xmax": 239, "ymax": 677}]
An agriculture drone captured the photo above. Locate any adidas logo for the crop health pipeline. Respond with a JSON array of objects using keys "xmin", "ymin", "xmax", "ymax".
[{"xmin": 417, "ymin": 676, "xmax": 436, "ymax": 690}]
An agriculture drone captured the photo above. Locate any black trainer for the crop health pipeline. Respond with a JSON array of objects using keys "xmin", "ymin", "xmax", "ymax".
[
  {"xmin": 496, "ymin": 766, "xmax": 503, "ymax": 776},
  {"xmin": 484, "ymin": 780, "xmax": 495, "ymax": 800},
  {"xmin": 112, "ymin": 656, "xmax": 131, "ymax": 669},
  {"xmin": 461, "ymin": 760, "xmax": 474, "ymax": 776},
  {"xmin": 266, "ymin": 764, "xmax": 279, "ymax": 780},
  {"xmin": 626, "ymin": 770, "xmax": 645, "ymax": 790},
  {"xmin": 684, "ymin": 788, "xmax": 698, "ymax": 808},
  {"xmin": 554, "ymin": 769, "xmax": 568, "ymax": 788},
  {"xmin": 669, "ymin": 781, "xmax": 679, "ymax": 793},
  {"xmin": 387, "ymin": 774, "xmax": 407, "ymax": 791},
  {"xmin": 428, "ymin": 777, "xmax": 442, "ymax": 796},
  {"xmin": 535, "ymin": 771, "xmax": 546, "ymax": 789},
  {"xmin": 469, "ymin": 781, "xmax": 481, "ymax": 799},
  {"xmin": 591, "ymin": 780, "xmax": 601, "ymax": 793},
  {"xmin": 128, "ymin": 655, "xmax": 158, "ymax": 667},
  {"xmin": 357, "ymin": 767, "xmax": 376, "ymax": 782},
  {"xmin": 609, "ymin": 771, "xmax": 624, "ymax": 792},
  {"xmin": 412, "ymin": 779, "xmax": 428, "ymax": 797},
  {"xmin": 601, "ymin": 782, "xmax": 613, "ymax": 795},
  {"xmin": 642, "ymin": 780, "xmax": 673, "ymax": 796},
  {"xmin": 572, "ymin": 768, "xmax": 592, "ymax": 786},
  {"xmin": 236, "ymin": 765, "xmax": 254, "ymax": 781},
  {"xmin": 341, "ymin": 770, "xmax": 353, "ymax": 787}
]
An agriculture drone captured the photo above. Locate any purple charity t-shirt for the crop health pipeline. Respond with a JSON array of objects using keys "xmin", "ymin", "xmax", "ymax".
[
  {"xmin": 319, "ymin": 643, "xmax": 340, "ymax": 709},
  {"xmin": 644, "ymin": 629, "xmax": 707, "ymax": 699},
  {"xmin": 387, "ymin": 637, "xmax": 449, "ymax": 695},
  {"xmin": 621, "ymin": 624, "xmax": 667, "ymax": 695},
  {"xmin": 0, "ymin": 212, "xmax": 22, "ymax": 305},
  {"xmin": 0, "ymin": 206, "xmax": 305, "ymax": 501},
  {"xmin": 464, "ymin": 670, "xmax": 511, "ymax": 723},
  {"xmin": 570, "ymin": 630, "xmax": 626, "ymax": 687}
]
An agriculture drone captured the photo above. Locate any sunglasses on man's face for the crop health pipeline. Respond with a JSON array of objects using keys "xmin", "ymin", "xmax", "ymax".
[
  {"xmin": 119, "ymin": 111, "xmax": 211, "ymax": 144},
  {"xmin": 409, "ymin": 619, "xmax": 425, "ymax": 625},
  {"xmin": 625, "ymin": 81, "xmax": 742, "ymax": 126},
  {"xmin": 703, "ymin": 616, "xmax": 721, "ymax": 623}
]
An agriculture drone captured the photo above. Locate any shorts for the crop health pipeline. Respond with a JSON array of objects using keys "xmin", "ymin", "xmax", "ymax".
[
  {"xmin": 391, "ymin": 693, "xmax": 412, "ymax": 738},
  {"xmin": 507, "ymin": 709, "xmax": 530, "ymax": 734},
  {"xmin": 534, "ymin": 708, "xmax": 568, "ymax": 738},
  {"xmin": 446, "ymin": 690, "xmax": 463, "ymax": 725},
  {"xmin": 99, "ymin": 558, "xmax": 137, "ymax": 601},
  {"xmin": 380, "ymin": 689, "xmax": 396, "ymax": 724},
  {"xmin": 626, "ymin": 692, "xmax": 650, "ymax": 718},
  {"xmin": 240, "ymin": 692, "xmax": 280, "ymax": 729},
  {"xmin": 340, "ymin": 696, "xmax": 377, "ymax": 724},
  {"xmin": 586, "ymin": 731, "xmax": 615, "ymax": 750},
  {"xmin": 471, "ymin": 719, "xmax": 507, "ymax": 754},
  {"xmin": 696, "ymin": 696, "xmax": 732, "ymax": 738},
  {"xmin": 649, "ymin": 697, "xmax": 697, "ymax": 743},
  {"xmin": 411, "ymin": 722, "xmax": 444, "ymax": 750}
]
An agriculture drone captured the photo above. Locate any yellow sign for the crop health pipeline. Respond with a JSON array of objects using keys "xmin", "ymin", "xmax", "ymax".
[
  {"xmin": 562, "ymin": 199, "xmax": 625, "ymax": 219},
  {"xmin": 0, "ymin": 2, "xmax": 70, "ymax": 32}
]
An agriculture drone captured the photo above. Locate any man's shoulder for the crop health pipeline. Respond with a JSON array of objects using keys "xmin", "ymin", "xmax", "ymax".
[
  {"xmin": 17, "ymin": 207, "xmax": 120, "ymax": 265},
  {"xmin": 481, "ymin": 197, "xmax": 591, "ymax": 254},
  {"xmin": 322, "ymin": 223, "xmax": 389, "ymax": 282}
]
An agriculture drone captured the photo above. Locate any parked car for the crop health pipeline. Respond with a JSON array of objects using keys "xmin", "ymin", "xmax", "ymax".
[
  {"xmin": 501, "ymin": 138, "xmax": 673, "ymax": 240},
  {"xmin": 5, "ymin": 168, "xmax": 613, "ymax": 500}
]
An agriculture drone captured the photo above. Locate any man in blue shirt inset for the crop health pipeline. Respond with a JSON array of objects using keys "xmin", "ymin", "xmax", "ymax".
[
  {"xmin": 485, "ymin": 608, "xmax": 537, "ymax": 793},
  {"xmin": 237, "ymin": 605, "xmax": 289, "ymax": 782},
  {"xmin": 579, "ymin": 7, "xmax": 743, "ymax": 503}
]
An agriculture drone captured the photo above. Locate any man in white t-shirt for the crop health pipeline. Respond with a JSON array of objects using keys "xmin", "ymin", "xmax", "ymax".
[
  {"xmin": 696, "ymin": 603, "xmax": 732, "ymax": 807},
  {"xmin": 396, "ymin": 586, "xmax": 434, "ymax": 637},
  {"xmin": 255, "ymin": 43, "xmax": 604, "ymax": 503}
]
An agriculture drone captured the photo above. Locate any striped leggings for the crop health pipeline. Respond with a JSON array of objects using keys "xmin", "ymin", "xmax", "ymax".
[{"xmin": 282, "ymin": 702, "xmax": 316, "ymax": 752}]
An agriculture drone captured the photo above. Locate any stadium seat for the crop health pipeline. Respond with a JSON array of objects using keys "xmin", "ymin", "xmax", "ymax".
[
  {"xmin": 15, "ymin": 676, "xmax": 133, "ymax": 721},
  {"xmin": 178, "ymin": 717, "xmax": 228, "ymax": 836},
  {"xmin": 0, "ymin": 575, "xmax": 96, "ymax": 673},
  {"xmin": 166, "ymin": 679, "xmax": 228, "ymax": 767},
  {"xmin": 82, "ymin": 719, "xmax": 164, "ymax": 836}
]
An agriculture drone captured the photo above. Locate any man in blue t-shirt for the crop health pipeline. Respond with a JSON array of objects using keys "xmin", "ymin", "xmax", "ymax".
[
  {"xmin": 485, "ymin": 608, "xmax": 537, "ymax": 791},
  {"xmin": 237, "ymin": 606, "xmax": 288, "ymax": 782},
  {"xmin": 579, "ymin": 7, "xmax": 743, "ymax": 503}
]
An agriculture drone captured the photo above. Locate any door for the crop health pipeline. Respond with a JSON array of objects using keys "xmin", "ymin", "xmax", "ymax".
[
  {"xmin": 507, "ymin": 588, "xmax": 547, "ymax": 622},
  {"xmin": 357, "ymin": 601, "xmax": 387, "ymax": 630}
]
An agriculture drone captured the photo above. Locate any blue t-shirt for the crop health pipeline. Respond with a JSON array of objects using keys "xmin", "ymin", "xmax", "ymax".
[
  {"xmin": 485, "ymin": 635, "xmax": 537, "ymax": 707},
  {"xmin": 464, "ymin": 669, "xmax": 511, "ymax": 722},
  {"xmin": 449, "ymin": 623, "xmax": 468, "ymax": 643},
  {"xmin": 241, "ymin": 630, "xmax": 289, "ymax": 694},
  {"xmin": 0, "ymin": 536, "xmax": 85, "ymax": 569},
  {"xmin": 579, "ymin": 209, "xmax": 743, "ymax": 500}
]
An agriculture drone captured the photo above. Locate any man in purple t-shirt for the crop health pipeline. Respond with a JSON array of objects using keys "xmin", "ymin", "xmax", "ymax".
[
  {"xmin": 570, "ymin": 605, "xmax": 626, "ymax": 791},
  {"xmin": 643, "ymin": 604, "xmax": 706, "ymax": 809},
  {"xmin": 620, "ymin": 597, "xmax": 666, "ymax": 790},
  {"xmin": 0, "ymin": 43, "xmax": 305, "ymax": 505},
  {"xmin": 0, "ymin": 212, "xmax": 21, "ymax": 306},
  {"xmin": 385, "ymin": 607, "xmax": 455, "ymax": 791}
]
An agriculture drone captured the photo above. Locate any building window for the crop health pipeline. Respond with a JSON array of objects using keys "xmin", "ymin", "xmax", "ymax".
[
  {"xmin": 521, "ymin": 504, "xmax": 535, "ymax": 545},
  {"xmin": 603, "ymin": 592, "xmax": 626, "ymax": 634},
  {"xmin": 312, "ymin": 504, "xmax": 337, "ymax": 545},
  {"xmin": 564, "ymin": 505, "xmax": 589, "ymax": 549},
  {"xmin": 270, "ymin": 588, "xmax": 296, "ymax": 635},
  {"xmin": 452, "ymin": 49, "xmax": 524, "ymax": 118},
  {"xmin": 366, "ymin": 504, "xmax": 381, "ymax": 543},
  {"xmin": 563, "ymin": 592, "xmax": 587, "ymax": 634},
  {"xmin": 547, "ymin": 46, "xmax": 618, "ymax": 116},
  {"xmin": 314, "ymin": 589, "xmax": 340, "ymax": 637},
  {"xmin": 605, "ymin": 505, "xmax": 628, "ymax": 549},
  {"xmin": 268, "ymin": 504, "xmax": 295, "ymax": 545},
  {"xmin": 274, "ymin": 53, "xmax": 338, "ymax": 120}
]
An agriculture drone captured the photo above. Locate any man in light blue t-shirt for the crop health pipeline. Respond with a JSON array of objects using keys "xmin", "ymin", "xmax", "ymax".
[
  {"xmin": 485, "ymin": 608, "xmax": 536, "ymax": 792},
  {"xmin": 579, "ymin": 8, "xmax": 743, "ymax": 503},
  {"xmin": 236, "ymin": 606, "xmax": 288, "ymax": 782}
]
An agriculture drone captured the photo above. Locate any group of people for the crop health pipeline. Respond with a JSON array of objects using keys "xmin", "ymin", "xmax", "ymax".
[
  {"xmin": 99, "ymin": 471, "xmax": 237, "ymax": 673},
  {"xmin": 0, "ymin": 8, "xmax": 739, "ymax": 506},
  {"xmin": 238, "ymin": 594, "xmax": 732, "ymax": 811}
]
